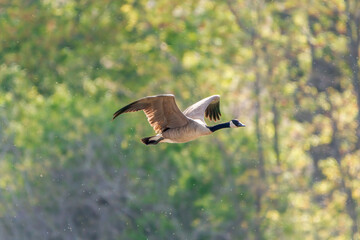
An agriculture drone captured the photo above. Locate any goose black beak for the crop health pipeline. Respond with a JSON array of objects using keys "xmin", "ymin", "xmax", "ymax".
[{"xmin": 234, "ymin": 121, "xmax": 245, "ymax": 127}]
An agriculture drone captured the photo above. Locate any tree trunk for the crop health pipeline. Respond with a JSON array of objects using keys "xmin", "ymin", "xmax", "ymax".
[
  {"xmin": 254, "ymin": 48, "xmax": 265, "ymax": 240},
  {"xmin": 342, "ymin": 2, "xmax": 360, "ymax": 234},
  {"xmin": 226, "ymin": 2, "xmax": 265, "ymax": 238},
  {"xmin": 272, "ymin": 95, "xmax": 281, "ymax": 168},
  {"xmin": 344, "ymin": 0, "xmax": 360, "ymax": 149}
]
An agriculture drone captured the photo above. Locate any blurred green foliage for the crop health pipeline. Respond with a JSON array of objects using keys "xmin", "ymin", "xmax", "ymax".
[{"xmin": 0, "ymin": 0, "xmax": 360, "ymax": 239}]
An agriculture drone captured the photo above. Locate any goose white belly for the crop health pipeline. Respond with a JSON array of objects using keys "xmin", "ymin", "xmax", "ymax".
[{"xmin": 161, "ymin": 119, "xmax": 211, "ymax": 143}]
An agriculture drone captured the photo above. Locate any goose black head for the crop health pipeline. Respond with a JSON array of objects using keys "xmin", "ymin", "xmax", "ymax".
[{"xmin": 230, "ymin": 119, "xmax": 245, "ymax": 128}]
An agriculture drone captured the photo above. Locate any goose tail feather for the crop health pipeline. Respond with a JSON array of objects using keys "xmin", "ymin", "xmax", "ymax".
[{"xmin": 141, "ymin": 136, "xmax": 164, "ymax": 145}]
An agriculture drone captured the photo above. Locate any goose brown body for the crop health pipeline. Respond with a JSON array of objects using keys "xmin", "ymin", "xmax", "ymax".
[{"xmin": 161, "ymin": 119, "xmax": 212, "ymax": 143}]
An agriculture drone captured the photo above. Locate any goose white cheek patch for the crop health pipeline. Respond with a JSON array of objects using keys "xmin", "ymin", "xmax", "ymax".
[{"xmin": 230, "ymin": 121, "xmax": 237, "ymax": 128}]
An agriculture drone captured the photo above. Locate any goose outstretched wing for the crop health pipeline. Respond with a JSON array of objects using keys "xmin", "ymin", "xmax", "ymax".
[
  {"xmin": 183, "ymin": 95, "xmax": 221, "ymax": 122},
  {"xmin": 112, "ymin": 94, "xmax": 189, "ymax": 133}
]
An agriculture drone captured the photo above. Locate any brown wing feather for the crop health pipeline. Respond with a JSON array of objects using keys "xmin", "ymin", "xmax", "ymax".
[{"xmin": 112, "ymin": 94, "xmax": 189, "ymax": 133}]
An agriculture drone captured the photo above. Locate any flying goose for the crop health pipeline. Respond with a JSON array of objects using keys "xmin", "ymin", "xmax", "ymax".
[{"xmin": 112, "ymin": 94, "xmax": 245, "ymax": 145}]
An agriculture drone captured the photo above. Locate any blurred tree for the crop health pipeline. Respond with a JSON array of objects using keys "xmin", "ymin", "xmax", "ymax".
[{"xmin": 0, "ymin": 0, "xmax": 359, "ymax": 239}]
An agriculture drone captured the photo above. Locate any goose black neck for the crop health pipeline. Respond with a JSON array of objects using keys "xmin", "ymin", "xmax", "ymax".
[{"xmin": 207, "ymin": 122, "xmax": 230, "ymax": 132}]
